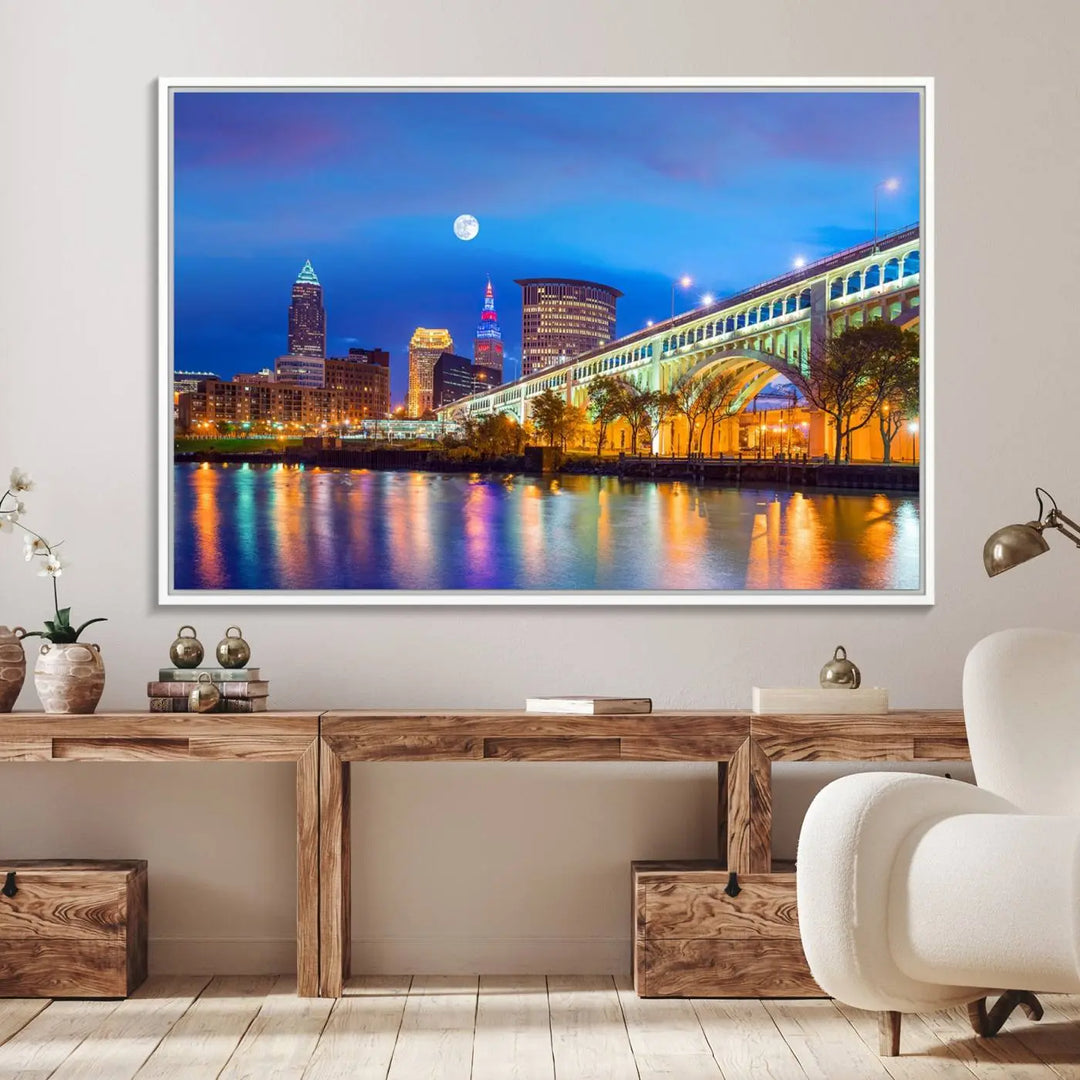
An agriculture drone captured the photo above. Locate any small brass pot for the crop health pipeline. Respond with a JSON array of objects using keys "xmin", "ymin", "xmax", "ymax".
[
  {"xmin": 216, "ymin": 626, "xmax": 251, "ymax": 669},
  {"xmin": 188, "ymin": 672, "xmax": 221, "ymax": 713},
  {"xmin": 820, "ymin": 645, "xmax": 861, "ymax": 689},
  {"xmin": 169, "ymin": 626, "xmax": 204, "ymax": 669}
]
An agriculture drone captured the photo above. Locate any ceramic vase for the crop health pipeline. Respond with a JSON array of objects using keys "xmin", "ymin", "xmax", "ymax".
[
  {"xmin": 34, "ymin": 642, "xmax": 106, "ymax": 714},
  {"xmin": 0, "ymin": 626, "xmax": 27, "ymax": 712}
]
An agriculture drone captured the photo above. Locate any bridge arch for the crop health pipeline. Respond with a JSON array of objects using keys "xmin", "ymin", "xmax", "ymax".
[{"xmin": 677, "ymin": 347, "xmax": 810, "ymax": 397}]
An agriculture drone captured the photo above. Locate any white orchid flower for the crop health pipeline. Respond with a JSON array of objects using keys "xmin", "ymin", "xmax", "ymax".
[
  {"xmin": 8, "ymin": 468, "xmax": 33, "ymax": 493},
  {"xmin": 23, "ymin": 535, "xmax": 49, "ymax": 560},
  {"xmin": 38, "ymin": 553, "xmax": 66, "ymax": 577}
]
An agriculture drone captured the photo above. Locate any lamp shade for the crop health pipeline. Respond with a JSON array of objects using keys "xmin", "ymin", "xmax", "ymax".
[{"xmin": 983, "ymin": 522, "xmax": 1050, "ymax": 577}]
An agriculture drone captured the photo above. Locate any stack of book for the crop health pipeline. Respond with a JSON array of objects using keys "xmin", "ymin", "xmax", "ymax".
[{"xmin": 147, "ymin": 668, "xmax": 269, "ymax": 712}]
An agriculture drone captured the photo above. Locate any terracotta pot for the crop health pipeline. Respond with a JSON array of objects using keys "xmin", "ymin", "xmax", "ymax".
[
  {"xmin": 0, "ymin": 626, "xmax": 26, "ymax": 713},
  {"xmin": 34, "ymin": 642, "xmax": 106, "ymax": 715}
]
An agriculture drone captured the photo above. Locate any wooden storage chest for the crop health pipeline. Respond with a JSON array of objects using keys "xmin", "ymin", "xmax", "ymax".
[
  {"xmin": 632, "ymin": 860, "xmax": 823, "ymax": 998},
  {"xmin": 0, "ymin": 859, "xmax": 148, "ymax": 998}
]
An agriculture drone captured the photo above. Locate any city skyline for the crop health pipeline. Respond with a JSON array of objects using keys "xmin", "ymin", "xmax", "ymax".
[{"xmin": 173, "ymin": 89, "xmax": 921, "ymax": 405}]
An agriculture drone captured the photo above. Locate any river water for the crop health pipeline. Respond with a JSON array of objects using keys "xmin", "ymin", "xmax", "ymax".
[{"xmin": 172, "ymin": 462, "xmax": 921, "ymax": 593}]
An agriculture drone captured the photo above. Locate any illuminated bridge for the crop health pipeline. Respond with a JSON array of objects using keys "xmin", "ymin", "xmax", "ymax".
[{"xmin": 435, "ymin": 225, "xmax": 921, "ymax": 453}]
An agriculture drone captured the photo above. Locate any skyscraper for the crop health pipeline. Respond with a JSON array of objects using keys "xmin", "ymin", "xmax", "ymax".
[
  {"xmin": 515, "ymin": 278, "xmax": 622, "ymax": 376},
  {"xmin": 288, "ymin": 259, "xmax": 326, "ymax": 357},
  {"xmin": 408, "ymin": 328, "xmax": 453, "ymax": 417},
  {"xmin": 472, "ymin": 277, "xmax": 504, "ymax": 383},
  {"xmin": 433, "ymin": 352, "xmax": 478, "ymax": 408}
]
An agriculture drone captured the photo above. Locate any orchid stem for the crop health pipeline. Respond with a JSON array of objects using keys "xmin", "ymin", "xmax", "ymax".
[{"xmin": 3, "ymin": 487, "xmax": 63, "ymax": 617}]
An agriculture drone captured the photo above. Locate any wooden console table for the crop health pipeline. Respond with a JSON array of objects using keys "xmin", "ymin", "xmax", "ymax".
[
  {"xmin": 743, "ymin": 709, "xmax": 970, "ymax": 872},
  {"xmin": 318, "ymin": 709, "xmax": 969, "ymax": 998},
  {"xmin": 0, "ymin": 712, "xmax": 321, "ymax": 996},
  {"xmin": 2, "ymin": 709, "xmax": 971, "ymax": 1000}
]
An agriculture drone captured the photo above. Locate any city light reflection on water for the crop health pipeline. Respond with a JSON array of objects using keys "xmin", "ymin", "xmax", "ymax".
[{"xmin": 174, "ymin": 463, "xmax": 920, "ymax": 592}]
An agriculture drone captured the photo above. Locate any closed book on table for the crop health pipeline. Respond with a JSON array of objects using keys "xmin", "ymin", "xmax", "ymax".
[
  {"xmin": 157, "ymin": 667, "xmax": 261, "ymax": 682},
  {"xmin": 525, "ymin": 696, "xmax": 652, "ymax": 715},
  {"xmin": 0, "ymin": 859, "xmax": 147, "ymax": 998},
  {"xmin": 147, "ymin": 680, "xmax": 269, "ymax": 699},
  {"xmin": 147, "ymin": 696, "xmax": 269, "ymax": 713}
]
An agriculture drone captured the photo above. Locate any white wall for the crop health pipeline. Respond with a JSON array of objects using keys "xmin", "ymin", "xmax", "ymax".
[{"xmin": 2, "ymin": 0, "xmax": 1078, "ymax": 974}]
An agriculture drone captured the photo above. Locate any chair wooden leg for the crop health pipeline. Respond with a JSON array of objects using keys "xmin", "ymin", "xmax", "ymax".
[
  {"xmin": 967, "ymin": 997, "xmax": 989, "ymax": 1037},
  {"xmin": 879, "ymin": 1010, "xmax": 902, "ymax": 1056},
  {"xmin": 970, "ymin": 991, "xmax": 1043, "ymax": 1038}
]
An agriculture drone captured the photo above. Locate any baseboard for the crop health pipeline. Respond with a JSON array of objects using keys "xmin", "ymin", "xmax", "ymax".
[
  {"xmin": 150, "ymin": 938, "xmax": 297, "ymax": 975},
  {"xmin": 149, "ymin": 936, "xmax": 631, "ymax": 975}
]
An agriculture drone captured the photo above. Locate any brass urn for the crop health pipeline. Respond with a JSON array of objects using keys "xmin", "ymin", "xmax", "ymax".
[
  {"xmin": 820, "ymin": 645, "xmax": 861, "ymax": 689},
  {"xmin": 169, "ymin": 626, "xmax": 204, "ymax": 669},
  {"xmin": 188, "ymin": 672, "xmax": 221, "ymax": 713},
  {"xmin": 215, "ymin": 626, "xmax": 251, "ymax": 669}
]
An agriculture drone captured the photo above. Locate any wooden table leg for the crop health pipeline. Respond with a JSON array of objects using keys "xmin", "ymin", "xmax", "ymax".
[
  {"xmin": 319, "ymin": 738, "xmax": 351, "ymax": 997},
  {"xmin": 726, "ymin": 737, "xmax": 772, "ymax": 874},
  {"xmin": 296, "ymin": 738, "xmax": 320, "ymax": 997},
  {"xmin": 717, "ymin": 761, "xmax": 729, "ymax": 866}
]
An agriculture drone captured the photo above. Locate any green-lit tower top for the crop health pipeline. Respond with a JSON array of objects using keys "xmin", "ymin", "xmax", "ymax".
[{"xmin": 295, "ymin": 259, "xmax": 320, "ymax": 286}]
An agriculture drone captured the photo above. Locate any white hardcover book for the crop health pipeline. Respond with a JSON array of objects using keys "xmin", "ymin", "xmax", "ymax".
[
  {"xmin": 752, "ymin": 687, "xmax": 889, "ymax": 715},
  {"xmin": 525, "ymin": 696, "xmax": 652, "ymax": 715}
]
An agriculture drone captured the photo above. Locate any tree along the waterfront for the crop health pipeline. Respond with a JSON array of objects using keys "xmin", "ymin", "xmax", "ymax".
[
  {"xmin": 699, "ymin": 369, "xmax": 742, "ymax": 456},
  {"xmin": 586, "ymin": 374, "xmax": 625, "ymax": 456},
  {"xmin": 529, "ymin": 388, "xmax": 566, "ymax": 447},
  {"xmin": 456, "ymin": 411, "xmax": 527, "ymax": 457},
  {"xmin": 669, "ymin": 368, "xmax": 712, "ymax": 454},
  {"xmin": 613, "ymin": 380, "xmax": 661, "ymax": 454},
  {"xmin": 802, "ymin": 320, "xmax": 920, "ymax": 465},
  {"xmin": 875, "ymin": 346, "xmax": 919, "ymax": 464}
]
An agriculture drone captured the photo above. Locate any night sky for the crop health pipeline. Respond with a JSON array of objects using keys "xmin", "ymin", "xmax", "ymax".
[{"xmin": 173, "ymin": 89, "xmax": 921, "ymax": 406}]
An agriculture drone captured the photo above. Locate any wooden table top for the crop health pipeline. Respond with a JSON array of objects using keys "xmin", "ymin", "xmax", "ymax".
[
  {"xmin": 321, "ymin": 709, "xmax": 968, "ymax": 762},
  {"xmin": 0, "ymin": 709, "xmax": 969, "ymax": 763},
  {"xmin": 0, "ymin": 711, "xmax": 320, "ymax": 762}
]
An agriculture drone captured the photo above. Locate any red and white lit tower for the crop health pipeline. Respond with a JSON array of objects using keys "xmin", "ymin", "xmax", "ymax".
[{"xmin": 472, "ymin": 277, "xmax": 504, "ymax": 383}]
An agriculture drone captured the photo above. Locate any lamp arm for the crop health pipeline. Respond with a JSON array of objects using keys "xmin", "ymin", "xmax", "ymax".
[{"xmin": 1047, "ymin": 509, "xmax": 1080, "ymax": 548}]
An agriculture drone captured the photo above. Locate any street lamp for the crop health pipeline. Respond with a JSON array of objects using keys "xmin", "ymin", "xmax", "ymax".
[
  {"xmin": 873, "ymin": 178, "xmax": 900, "ymax": 251},
  {"xmin": 700, "ymin": 292, "xmax": 716, "ymax": 307},
  {"xmin": 793, "ymin": 256, "xmax": 807, "ymax": 269},
  {"xmin": 671, "ymin": 275, "xmax": 692, "ymax": 320}
]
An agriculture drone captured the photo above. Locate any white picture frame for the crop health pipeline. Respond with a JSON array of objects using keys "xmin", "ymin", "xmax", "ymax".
[{"xmin": 158, "ymin": 76, "xmax": 933, "ymax": 606}]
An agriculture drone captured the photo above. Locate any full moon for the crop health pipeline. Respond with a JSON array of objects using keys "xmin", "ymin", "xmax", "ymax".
[{"xmin": 453, "ymin": 214, "xmax": 479, "ymax": 241}]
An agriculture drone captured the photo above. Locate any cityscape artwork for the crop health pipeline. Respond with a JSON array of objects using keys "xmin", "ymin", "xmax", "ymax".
[{"xmin": 161, "ymin": 79, "xmax": 931, "ymax": 605}]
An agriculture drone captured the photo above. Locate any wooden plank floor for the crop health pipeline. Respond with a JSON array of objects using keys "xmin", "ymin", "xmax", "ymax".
[{"xmin": 0, "ymin": 977, "xmax": 1076, "ymax": 1079}]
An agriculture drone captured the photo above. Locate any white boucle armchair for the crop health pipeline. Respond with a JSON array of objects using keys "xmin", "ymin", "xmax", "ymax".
[{"xmin": 796, "ymin": 628, "xmax": 1080, "ymax": 1056}]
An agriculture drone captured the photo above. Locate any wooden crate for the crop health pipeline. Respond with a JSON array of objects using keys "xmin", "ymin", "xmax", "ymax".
[
  {"xmin": 632, "ymin": 859, "xmax": 823, "ymax": 998},
  {"xmin": 0, "ymin": 859, "xmax": 148, "ymax": 998}
]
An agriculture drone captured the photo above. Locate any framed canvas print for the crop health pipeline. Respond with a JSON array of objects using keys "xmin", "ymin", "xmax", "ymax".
[{"xmin": 158, "ymin": 76, "xmax": 932, "ymax": 605}]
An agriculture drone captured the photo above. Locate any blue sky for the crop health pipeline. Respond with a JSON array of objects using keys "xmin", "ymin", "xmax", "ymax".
[{"xmin": 173, "ymin": 89, "xmax": 921, "ymax": 405}]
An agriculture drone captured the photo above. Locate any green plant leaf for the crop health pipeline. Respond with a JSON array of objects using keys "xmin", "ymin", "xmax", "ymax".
[
  {"xmin": 19, "ymin": 630, "xmax": 45, "ymax": 639},
  {"xmin": 55, "ymin": 607, "xmax": 71, "ymax": 626},
  {"xmin": 73, "ymin": 617, "xmax": 107, "ymax": 641},
  {"xmin": 43, "ymin": 620, "xmax": 57, "ymax": 634}
]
